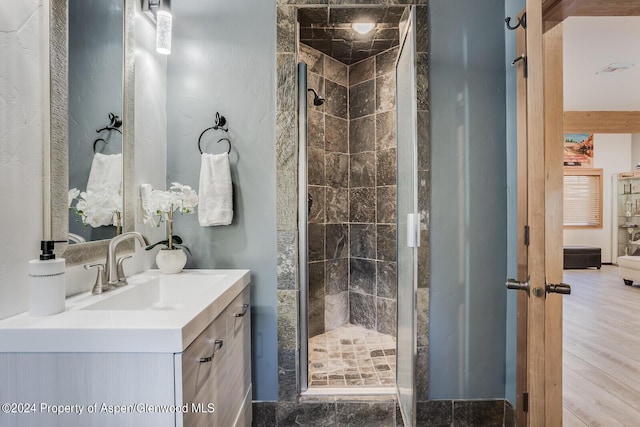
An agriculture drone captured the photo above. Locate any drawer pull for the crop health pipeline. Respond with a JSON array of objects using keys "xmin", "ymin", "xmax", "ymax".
[
  {"xmin": 199, "ymin": 339, "xmax": 223, "ymax": 363},
  {"xmin": 234, "ymin": 304, "xmax": 250, "ymax": 317}
]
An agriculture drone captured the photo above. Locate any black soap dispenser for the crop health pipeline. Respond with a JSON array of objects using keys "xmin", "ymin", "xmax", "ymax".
[{"xmin": 28, "ymin": 241, "xmax": 66, "ymax": 316}]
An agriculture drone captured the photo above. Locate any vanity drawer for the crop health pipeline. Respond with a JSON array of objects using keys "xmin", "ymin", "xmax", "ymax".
[
  {"xmin": 182, "ymin": 312, "xmax": 227, "ymax": 427},
  {"xmin": 226, "ymin": 287, "xmax": 251, "ymax": 426}
]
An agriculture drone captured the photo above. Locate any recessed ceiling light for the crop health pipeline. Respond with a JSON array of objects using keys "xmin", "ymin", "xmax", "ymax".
[
  {"xmin": 352, "ymin": 22, "xmax": 375, "ymax": 35},
  {"xmin": 596, "ymin": 63, "xmax": 634, "ymax": 74}
]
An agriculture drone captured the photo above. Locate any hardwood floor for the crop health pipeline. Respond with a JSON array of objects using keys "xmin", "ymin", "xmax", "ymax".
[{"xmin": 563, "ymin": 265, "xmax": 640, "ymax": 426}]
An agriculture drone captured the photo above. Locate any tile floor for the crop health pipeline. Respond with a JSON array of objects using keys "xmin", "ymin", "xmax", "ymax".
[{"xmin": 308, "ymin": 324, "xmax": 396, "ymax": 388}]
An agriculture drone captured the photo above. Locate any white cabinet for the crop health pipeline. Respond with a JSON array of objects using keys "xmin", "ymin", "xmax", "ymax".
[
  {"xmin": 0, "ymin": 285, "xmax": 251, "ymax": 427},
  {"xmin": 176, "ymin": 286, "xmax": 252, "ymax": 427},
  {"xmin": 224, "ymin": 288, "xmax": 252, "ymax": 426}
]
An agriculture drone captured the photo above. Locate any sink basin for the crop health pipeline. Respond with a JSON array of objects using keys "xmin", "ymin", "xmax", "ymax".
[
  {"xmin": 82, "ymin": 273, "xmax": 226, "ymax": 311},
  {"xmin": 0, "ymin": 269, "xmax": 250, "ymax": 353}
]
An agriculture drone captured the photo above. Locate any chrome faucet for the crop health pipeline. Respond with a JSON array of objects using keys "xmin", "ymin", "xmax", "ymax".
[{"xmin": 106, "ymin": 232, "xmax": 148, "ymax": 287}]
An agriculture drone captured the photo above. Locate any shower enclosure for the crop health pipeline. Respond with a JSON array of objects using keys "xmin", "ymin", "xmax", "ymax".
[{"xmin": 296, "ymin": 5, "xmax": 418, "ymax": 405}]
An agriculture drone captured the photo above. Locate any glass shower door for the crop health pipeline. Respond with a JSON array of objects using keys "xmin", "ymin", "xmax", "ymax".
[{"xmin": 395, "ymin": 7, "xmax": 418, "ymax": 426}]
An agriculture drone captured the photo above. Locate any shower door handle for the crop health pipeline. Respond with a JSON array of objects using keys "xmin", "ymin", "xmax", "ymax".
[
  {"xmin": 308, "ymin": 193, "xmax": 313, "ymax": 215},
  {"xmin": 407, "ymin": 214, "xmax": 420, "ymax": 248}
]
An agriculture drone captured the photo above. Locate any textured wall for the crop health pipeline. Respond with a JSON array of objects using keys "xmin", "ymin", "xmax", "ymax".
[
  {"xmin": 165, "ymin": 0, "xmax": 277, "ymax": 401},
  {"xmin": 0, "ymin": 0, "xmax": 166, "ymax": 317},
  {"xmin": 132, "ymin": 0, "xmax": 168, "ymax": 273},
  {"xmin": 0, "ymin": 0, "xmax": 47, "ymax": 319},
  {"xmin": 429, "ymin": 0, "xmax": 508, "ymax": 399}
]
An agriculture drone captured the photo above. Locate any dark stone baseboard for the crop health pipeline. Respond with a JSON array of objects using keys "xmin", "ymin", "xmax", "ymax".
[{"xmin": 253, "ymin": 398, "xmax": 515, "ymax": 426}]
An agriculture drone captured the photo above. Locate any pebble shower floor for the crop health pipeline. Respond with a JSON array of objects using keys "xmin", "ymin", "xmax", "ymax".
[{"xmin": 308, "ymin": 324, "xmax": 396, "ymax": 387}]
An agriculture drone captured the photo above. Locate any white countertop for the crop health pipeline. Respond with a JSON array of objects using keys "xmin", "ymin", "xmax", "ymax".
[{"xmin": 0, "ymin": 269, "xmax": 250, "ymax": 354}]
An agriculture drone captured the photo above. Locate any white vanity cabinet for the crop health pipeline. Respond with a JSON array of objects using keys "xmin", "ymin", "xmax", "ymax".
[
  {"xmin": 0, "ymin": 269, "xmax": 251, "ymax": 427},
  {"xmin": 224, "ymin": 287, "xmax": 252, "ymax": 426},
  {"xmin": 177, "ymin": 287, "xmax": 252, "ymax": 427}
]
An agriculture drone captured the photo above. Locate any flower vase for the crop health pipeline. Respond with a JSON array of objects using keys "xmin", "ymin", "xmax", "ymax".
[{"xmin": 156, "ymin": 248, "xmax": 187, "ymax": 274}]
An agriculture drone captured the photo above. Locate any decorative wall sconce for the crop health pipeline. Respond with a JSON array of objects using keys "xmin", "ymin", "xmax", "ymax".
[{"xmin": 142, "ymin": 0, "xmax": 172, "ymax": 55}]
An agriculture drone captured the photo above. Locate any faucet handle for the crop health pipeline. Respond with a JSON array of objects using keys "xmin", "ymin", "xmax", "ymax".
[
  {"xmin": 85, "ymin": 263, "xmax": 111, "ymax": 295},
  {"xmin": 115, "ymin": 255, "xmax": 133, "ymax": 287}
]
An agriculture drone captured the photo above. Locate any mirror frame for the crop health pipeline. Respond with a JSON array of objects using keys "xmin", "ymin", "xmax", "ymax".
[{"xmin": 47, "ymin": 0, "xmax": 136, "ymax": 266}]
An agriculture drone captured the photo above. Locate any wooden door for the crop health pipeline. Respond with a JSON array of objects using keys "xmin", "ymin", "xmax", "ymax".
[
  {"xmin": 516, "ymin": 1, "xmax": 640, "ymax": 425},
  {"xmin": 512, "ymin": 2, "xmax": 566, "ymax": 425}
]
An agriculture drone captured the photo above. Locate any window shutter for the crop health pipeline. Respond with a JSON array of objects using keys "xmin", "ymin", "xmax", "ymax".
[{"xmin": 563, "ymin": 169, "xmax": 602, "ymax": 228}]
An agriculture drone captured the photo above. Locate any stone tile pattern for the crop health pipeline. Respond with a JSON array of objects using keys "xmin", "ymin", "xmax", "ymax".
[
  {"xmin": 348, "ymin": 47, "xmax": 399, "ymax": 337},
  {"xmin": 303, "ymin": 41, "xmax": 400, "ymax": 339},
  {"xmin": 414, "ymin": 5, "xmax": 430, "ymax": 403},
  {"xmin": 252, "ymin": 399, "xmax": 511, "ymax": 426},
  {"xmin": 298, "ymin": 6, "xmax": 405, "ymax": 65},
  {"xmin": 308, "ymin": 324, "xmax": 396, "ymax": 387},
  {"xmin": 301, "ymin": 43, "xmax": 350, "ymax": 338},
  {"xmin": 276, "ymin": 1, "xmax": 300, "ymax": 403},
  {"xmin": 275, "ymin": 0, "xmax": 430, "ymax": 411}
]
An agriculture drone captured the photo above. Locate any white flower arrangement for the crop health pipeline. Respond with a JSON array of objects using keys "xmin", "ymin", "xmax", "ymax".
[
  {"xmin": 143, "ymin": 183, "xmax": 198, "ymax": 252},
  {"xmin": 143, "ymin": 182, "xmax": 198, "ymax": 226},
  {"xmin": 69, "ymin": 185, "xmax": 122, "ymax": 229}
]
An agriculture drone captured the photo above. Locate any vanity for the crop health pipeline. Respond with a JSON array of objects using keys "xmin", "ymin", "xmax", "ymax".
[
  {"xmin": 0, "ymin": 269, "xmax": 251, "ymax": 427},
  {"xmin": 2, "ymin": 2, "xmax": 253, "ymax": 424}
]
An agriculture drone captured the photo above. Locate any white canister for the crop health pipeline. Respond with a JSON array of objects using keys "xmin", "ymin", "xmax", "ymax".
[{"xmin": 28, "ymin": 241, "xmax": 66, "ymax": 316}]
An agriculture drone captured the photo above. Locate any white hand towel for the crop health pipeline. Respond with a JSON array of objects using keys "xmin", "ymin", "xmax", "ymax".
[
  {"xmin": 86, "ymin": 153, "xmax": 122, "ymax": 193},
  {"xmin": 198, "ymin": 153, "xmax": 233, "ymax": 226}
]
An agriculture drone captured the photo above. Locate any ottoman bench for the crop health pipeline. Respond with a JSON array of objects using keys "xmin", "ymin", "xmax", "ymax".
[
  {"xmin": 618, "ymin": 255, "xmax": 640, "ymax": 286},
  {"xmin": 563, "ymin": 246, "xmax": 601, "ymax": 269}
]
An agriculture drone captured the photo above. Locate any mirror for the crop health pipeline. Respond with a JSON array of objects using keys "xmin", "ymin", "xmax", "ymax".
[
  {"xmin": 47, "ymin": 0, "xmax": 135, "ymax": 265},
  {"xmin": 67, "ymin": 0, "xmax": 124, "ymax": 243}
]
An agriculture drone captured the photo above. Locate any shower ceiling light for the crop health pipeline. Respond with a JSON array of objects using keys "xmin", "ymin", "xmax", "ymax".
[{"xmin": 352, "ymin": 22, "xmax": 375, "ymax": 35}]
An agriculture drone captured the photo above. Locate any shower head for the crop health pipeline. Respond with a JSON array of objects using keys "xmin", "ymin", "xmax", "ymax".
[{"xmin": 308, "ymin": 88, "xmax": 325, "ymax": 106}]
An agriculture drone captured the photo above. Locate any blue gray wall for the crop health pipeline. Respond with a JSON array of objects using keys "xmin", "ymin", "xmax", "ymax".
[
  {"xmin": 164, "ymin": 0, "xmax": 514, "ymax": 402},
  {"xmin": 165, "ymin": 0, "xmax": 278, "ymax": 400},
  {"xmin": 429, "ymin": 0, "xmax": 508, "ymax": 399},
  {"xmin": 504, "ymin": 0, "xmax": 525, "ymax": 407},
  {"xmin": 68, "ymin": 0, "xmax": 123, "ymax": 241}
]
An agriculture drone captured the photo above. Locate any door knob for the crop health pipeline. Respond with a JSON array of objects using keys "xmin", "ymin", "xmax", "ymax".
[
  {"xmin": 506, "ymin": 277, "xmax": 530, "ymax": 292},
  {"xmin": 546, "ymin": 283, "xmax": 571, "ymax": 295}
]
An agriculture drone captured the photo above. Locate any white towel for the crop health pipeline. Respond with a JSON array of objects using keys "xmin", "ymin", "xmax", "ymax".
[
  {"xmin": 198, "ymin": 153, "xmax": 233, "ymax": 226},
  {"xmin": 86, "ymin": 153, "xmax": 122, "ymax": 193}
]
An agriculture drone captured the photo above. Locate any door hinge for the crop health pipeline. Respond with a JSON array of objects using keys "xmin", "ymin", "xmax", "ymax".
[
  {"xmin": 524, "ymin": 225, "xmax": 530, "ymax": 246},
  {"xmin": 523, "ymin": 391, "xmax": 529, "ymax": 412}
]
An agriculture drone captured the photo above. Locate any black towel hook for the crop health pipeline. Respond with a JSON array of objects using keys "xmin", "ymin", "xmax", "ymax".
[
  {"xmin": 197, "ymin": 112, "xmax": 231, "ymax": 154},
  {"xmin": 505, "ymin": 13, "xmax": 526, "ymax": 30},
  {"xmin": 214, "ymin": 112, "xmax": 227, "ymax": 131},
  {"xmin": 96, "ymin": 112, "xmax": 123, "ymax": 134}
]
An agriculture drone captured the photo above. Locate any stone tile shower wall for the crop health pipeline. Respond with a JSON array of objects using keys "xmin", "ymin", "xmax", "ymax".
[
  {"xmin": 274, "ymin": 3, "xmax": 510, "ymax": 426},
  {"xmin": 348, "ymin": 48, "xmax": 398, "ymax": 336},
  {"xmin": 302, "ymin": 43, "xmax": 399, "ymax": 338},
  {"xmin": 275, "ymin": 2, "xmax": 434, "ymax": 421},
  {"xmin": 300, "ymin": 44, "xmax": 350, "ymax": 338}
]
